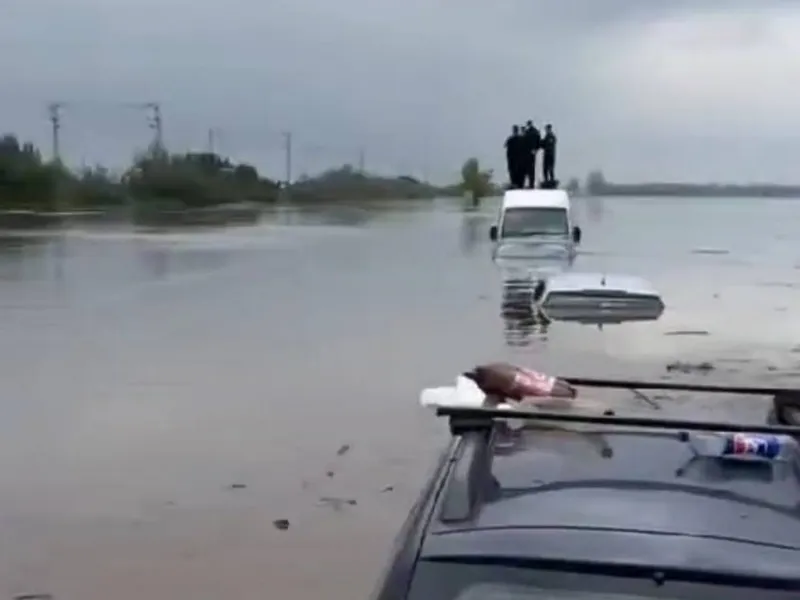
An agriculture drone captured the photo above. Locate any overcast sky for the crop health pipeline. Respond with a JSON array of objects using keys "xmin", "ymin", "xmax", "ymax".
[{"xmin": 3, "ymin": 0, "xmax": 800, "ymax": 183}]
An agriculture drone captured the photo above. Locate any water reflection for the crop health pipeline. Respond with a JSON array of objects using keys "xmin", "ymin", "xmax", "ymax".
[
  {"xmin": 502, "ymin": 298, "xmax": 549, "ymax": 346},
  {"xmin": 495, "ymin": 254, "xmax": 572, "ymax": 347},
  {"xmin": 0, "ymin": 233, "xmax": 51, "ymax": 281},
  {"xmin": 584, "ymin": 195, "xmax": 605, "ymax": 223},
  {"xmin": 263, "ymin": 199, "xmax": 434, "ymax": 227},
  {"xmin": 270, "ymin": 205, "xmax": 374, "ymax": 227},
  {"xmin": 129, "ymin": 235, "xmax": 240, "ymax": 282},
  {"xmin": 460, "ymin": 211, "xmax": 490, "ymax": 255},
  {"xmin": 139, "ymin": 244, "xmax": 170, "ymax": 279}
]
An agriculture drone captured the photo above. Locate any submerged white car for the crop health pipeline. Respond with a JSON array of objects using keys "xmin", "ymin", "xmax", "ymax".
[{"xmin": 533, "ymin": 272, "xmax": 665, "ymax": 324}]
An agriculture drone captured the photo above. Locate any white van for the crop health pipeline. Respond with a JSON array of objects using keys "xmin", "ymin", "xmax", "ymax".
[{"xmin": 489, "ymin": 189, "xmax": 581, "ymax": 253}]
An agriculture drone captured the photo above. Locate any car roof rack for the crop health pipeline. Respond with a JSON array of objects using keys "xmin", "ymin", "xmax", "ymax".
[
  {"xmin": 439, "ymin": 376, "xmax": 800, "ymax": 435},
  {"xmin": 436, "ymin": 377, "xmax": 800, "ymax": 523},
  {"xmin": 439, "ymin": 405, "xmax": 800, "ymax": 435}
]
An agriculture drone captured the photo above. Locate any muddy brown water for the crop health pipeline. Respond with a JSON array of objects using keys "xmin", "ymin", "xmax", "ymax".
[{"xmin": 2, "ymin": 196, "xmax": 800, "ymax": 599}]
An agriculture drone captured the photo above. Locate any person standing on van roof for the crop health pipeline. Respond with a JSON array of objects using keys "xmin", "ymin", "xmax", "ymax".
[
  {"xmin": 522, "ymin": 121, "xmax": 541, "ymax": 189},
  {"xmin": 542, "ymin": 124, "xmax": 557, "ymax": 185},
  {"xmin": 504, "ymin": 125, "xmax": 525, "ymax": 189}
]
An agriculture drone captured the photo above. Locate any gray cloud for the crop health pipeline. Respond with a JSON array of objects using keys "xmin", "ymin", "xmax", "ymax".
[{"xmin": 2, "ymin": 0, "xmax": 799, "ymax": 182}]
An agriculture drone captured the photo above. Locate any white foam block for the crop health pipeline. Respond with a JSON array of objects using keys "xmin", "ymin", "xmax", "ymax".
[{"xmin": 419, "ymin": 375, "xmax": 516, "ymax": 409}]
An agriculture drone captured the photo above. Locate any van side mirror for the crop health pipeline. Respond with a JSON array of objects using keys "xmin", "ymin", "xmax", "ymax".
[
  {"xmin": 489, "ymin": 225, "xmax": 498, "ymax": 241},
  {"xmin": 572, "ymin": 226, "xmax": 582, "ymax": 244}
]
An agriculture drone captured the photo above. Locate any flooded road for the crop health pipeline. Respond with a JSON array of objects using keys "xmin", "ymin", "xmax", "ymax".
[{"xmin": 2, "ymin": 196, "xmax": 800, "ymax": 599}]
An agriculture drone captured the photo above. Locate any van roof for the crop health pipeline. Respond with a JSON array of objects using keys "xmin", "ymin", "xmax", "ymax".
[{"xmin": 502, "ymin": 189, "xmax": 570, "ymax": 210}]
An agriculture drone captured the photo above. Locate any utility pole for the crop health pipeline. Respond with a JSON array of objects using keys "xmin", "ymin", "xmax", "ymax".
[
  {"xmin": 283, "ymin": 131, "xmax": 292, "ymax": 186},
  {"xmin": 144, "ymin": 102, "xmax": 163, "ymax": 154},
  {"xmin": 48, "ymin": 102, "xmax": 63, "ymax": 164},
  {"xmin": 46, "ymin": 102, "xmax": 66, "ymax": 214},
  {"xmin": 357, "ymin": 146, "xmax": 365, "ymax": 173}
]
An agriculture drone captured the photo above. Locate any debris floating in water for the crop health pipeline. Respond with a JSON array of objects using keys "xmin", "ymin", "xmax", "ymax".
[
  {"xmin": 336, "ymin": 444, "xmax": 351, "ymax": 456},
  {"xmin": 666, "ymin": 361, "xmax": 715, "ymax": 374},
  {"xmin": 664, "ymin": 330, "xmax": 709, "ymax": 337},
  {"xmin": 318, "ymin": 496, "xmax": 357, "ymax": 511},
  {"xmin": 691, "ymin": 248, "xmax": 729, "ymax": 255}
]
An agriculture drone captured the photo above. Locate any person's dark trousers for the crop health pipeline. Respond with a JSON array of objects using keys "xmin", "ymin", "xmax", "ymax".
[
  {"xmin": 508, "ymin": 161, "xmax": 523, "ymax": 188},
  {"xmin": 506, "ymin": 161, "xmax": 516, "ymax": 188},
  {"xmin": 525, "ymin": 159, "xmax": 536, "ymax": 189},
  {"xmin": 543, "ymin": 155, "xmax": 555, "ymax": 183},
  {"xmin": 513, "ymin": 164, "xmax": 526, "ymax": 189}
]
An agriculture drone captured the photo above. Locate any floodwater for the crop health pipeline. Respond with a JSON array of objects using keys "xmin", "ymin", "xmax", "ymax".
[{"xmin": 2, "ymin": 196, "xmax": 800, "ymax": 599}]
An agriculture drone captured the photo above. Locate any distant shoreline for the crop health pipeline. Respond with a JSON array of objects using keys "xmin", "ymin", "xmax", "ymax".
[
  {"xmin": 587, "ymin": 184, "xmax": 800, "ymax": 198},
  {"xmin": 574, "ymin": 172, "xmax": 800, "ymax": 198}
]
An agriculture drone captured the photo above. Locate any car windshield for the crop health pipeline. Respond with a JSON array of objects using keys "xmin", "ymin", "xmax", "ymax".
[
  {"xmin": 501, "ymin": 207, "xmax": 569, "ymax": 238},
  {"xmin": 407, "ymin": 561, "xmax": 796, "ymax": 600}
]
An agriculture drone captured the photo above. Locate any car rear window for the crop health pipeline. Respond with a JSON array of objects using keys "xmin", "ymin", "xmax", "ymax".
[{"xmin": 542, "ymin": 291, "xmax": 663, "ymax": 309}]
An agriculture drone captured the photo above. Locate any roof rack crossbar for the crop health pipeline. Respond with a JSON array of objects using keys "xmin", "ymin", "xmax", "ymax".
[
  {"xmin": 436, "ymin": 406, "xmax": 800, "ymax": 435},
  {"xmin": 563, "ymin": 377, "xmax": 800, "ymax": 396}
]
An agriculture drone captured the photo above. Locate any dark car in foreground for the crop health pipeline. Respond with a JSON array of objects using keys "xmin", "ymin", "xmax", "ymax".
[{"xmin": 370, "ymin": 378, "xmax": 800, "ymax": 600}]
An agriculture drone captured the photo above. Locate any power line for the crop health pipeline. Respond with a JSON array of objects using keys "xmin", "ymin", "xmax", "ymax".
[
  {"xmin": 38, "ymin": 107, "xmax": 441, "ymax": 178},
  {"xmin": 45, "ymin": 100, "xmax": 164, "ymax": 158}
]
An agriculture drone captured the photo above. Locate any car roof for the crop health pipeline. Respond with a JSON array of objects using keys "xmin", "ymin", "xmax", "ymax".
[
  {"xmin": 417, "ymin": 378, "xmax": 800, "ymax": 582},
  {"xmin": 423, "ymin": 425, "xmax": 800, "ymax": 570},
  {"xmin": 543, "ymin": 272, "xmax": 660, "ymax": 297},
  {"xmin": 502, "ymin": 189, "xmax": 570, "ymax": 210}
]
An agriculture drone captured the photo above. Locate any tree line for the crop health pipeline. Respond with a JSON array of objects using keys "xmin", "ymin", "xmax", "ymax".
[{"xmin": 0, "ymin": 133, "xmax": 501, "ymax": 215}]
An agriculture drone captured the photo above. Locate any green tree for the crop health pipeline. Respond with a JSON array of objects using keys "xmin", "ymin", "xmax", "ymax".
[
  {"xmin": 460, "ymin": 157, "xmax": 493, "ymax": 205},
  {"xmin": 123, "ymin": 151, "xmax": 280, "ymax": 210},
  {"xmin": 0, "ymin": 134, "xmax": 63, "ymax": 211}
]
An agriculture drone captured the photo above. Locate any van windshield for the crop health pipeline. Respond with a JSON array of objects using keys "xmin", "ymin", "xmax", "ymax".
[{"xmin": 501, "ymin": 207, "xmax": 569, "ymax": 238}]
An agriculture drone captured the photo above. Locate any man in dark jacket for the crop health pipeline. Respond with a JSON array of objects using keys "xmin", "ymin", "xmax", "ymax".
[
  {"xmin": 504, "ymin": 125, "xmax": 525, "ymax": 188},
  {"xmin": 522, "ymin": 121, "xmax": 541, "ymax": 188},
  {"xmin": 542, "ymin": 124, "xmax": 557, "ymax": 185}
]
